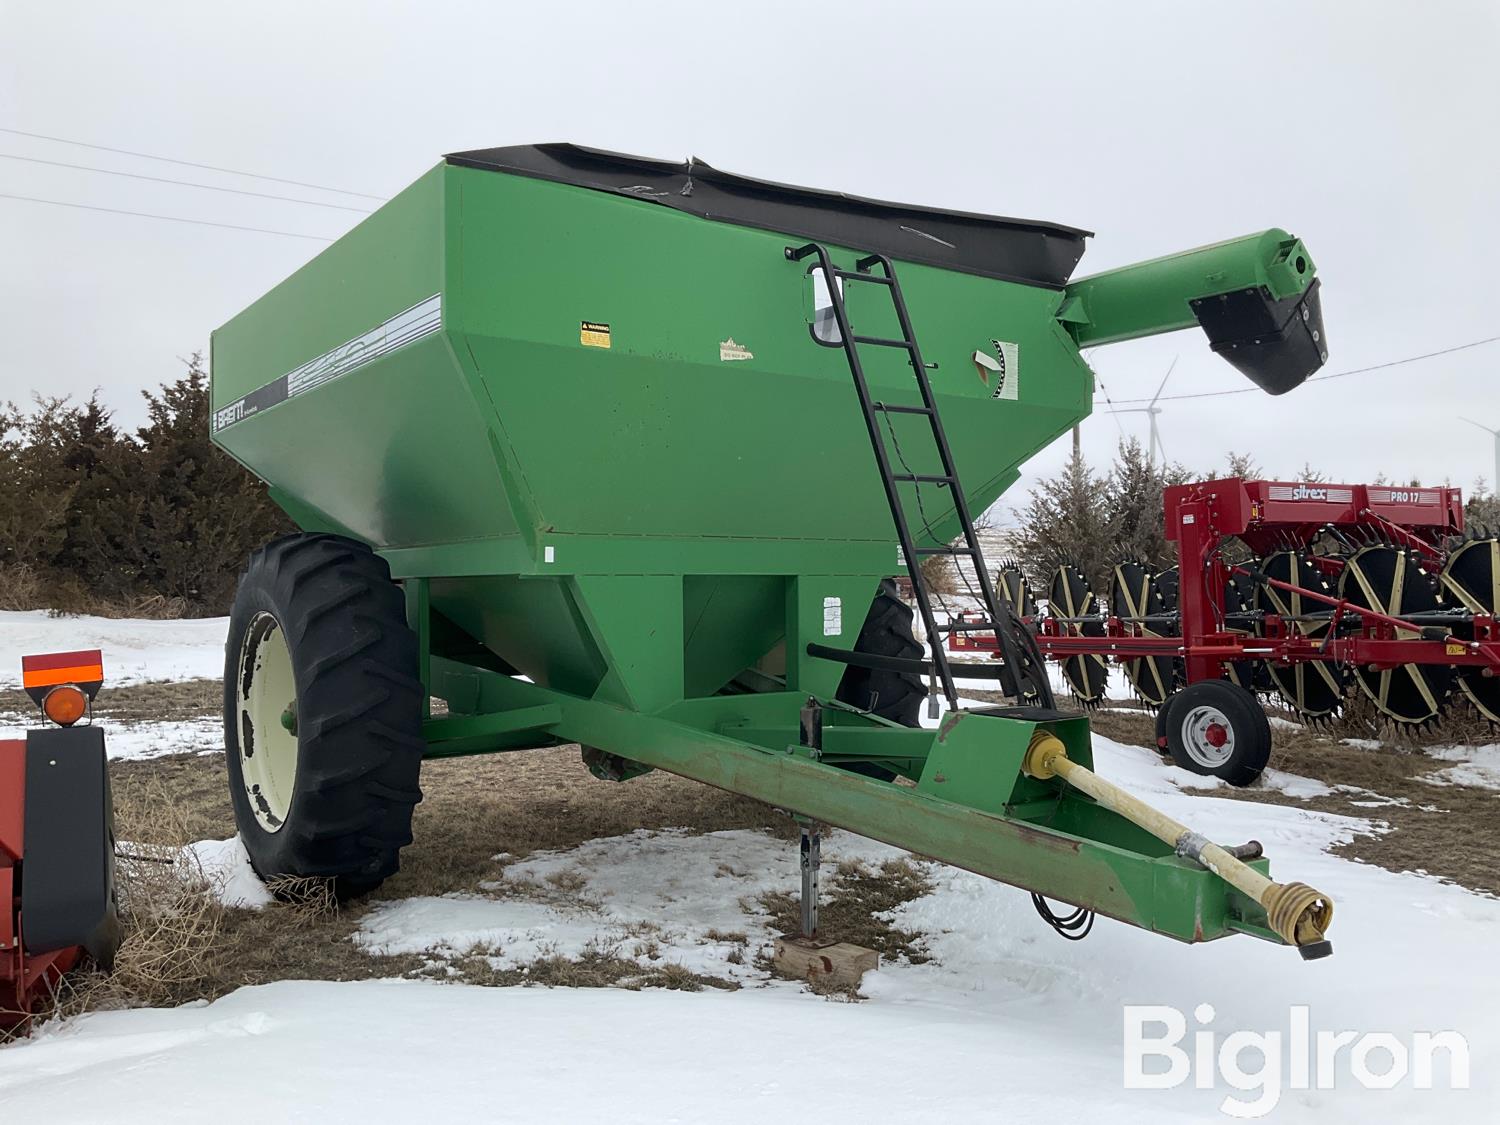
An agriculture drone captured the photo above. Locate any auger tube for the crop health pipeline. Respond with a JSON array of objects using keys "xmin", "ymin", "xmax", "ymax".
[
  {"xmin": 1061, "ymin": 228, "xmax": 1328, "ymax": 395},
  {"xmin": 1022, "ymin": 732, "xmax": 1334, "ymax": 959}
]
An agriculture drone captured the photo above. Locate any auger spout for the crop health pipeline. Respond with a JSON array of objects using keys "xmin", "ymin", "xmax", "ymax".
[
  {"xmin": 1061, "ymin": 228, "xmax": 1328, "ymax": 395},
  {"xmin": 1023, "ymin": 732, "xmax": 1334, "ymax": 958}
]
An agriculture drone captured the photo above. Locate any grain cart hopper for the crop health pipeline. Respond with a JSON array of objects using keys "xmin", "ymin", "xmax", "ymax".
[{"xmin": 211, "ymin": 144, "xmax": 1334, "ymax": 957}]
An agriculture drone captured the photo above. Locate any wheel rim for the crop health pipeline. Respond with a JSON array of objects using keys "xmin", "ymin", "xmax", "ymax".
[
  {"xmin": 237, "ymin": 612, "xmax": 299, "ymax": 832},
  {"xmin": 1179, "ymin": 704, "xmax": 1235, "ymax": 768}
]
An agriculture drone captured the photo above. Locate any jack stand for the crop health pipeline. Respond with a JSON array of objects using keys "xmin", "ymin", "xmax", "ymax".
[
  {"xmin": 799, "ymin": 824, "xmax": 820, "ymax": 939},
  {"xmin": 772, "ymin": 820, "xmax": 878, "ymax": 990}
]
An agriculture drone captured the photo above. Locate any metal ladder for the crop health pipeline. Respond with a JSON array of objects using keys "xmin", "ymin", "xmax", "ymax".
[{"xmin": 785, "ymin": 242, "xmax": 1026, "ymax": 709}]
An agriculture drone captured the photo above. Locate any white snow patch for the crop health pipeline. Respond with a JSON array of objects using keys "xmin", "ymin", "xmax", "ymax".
[
  {"xmin": 356, "ymin": 827, "xmax": 904, "ymax": 981},
  {"xmin": 0, "ymin": 713, "xmax": 221, "ymax": 760},
  {"xmin": 9, "ymin": 975, "xmax": 1457, "ymax": 1125},
  {"xmin": 182, "ymin": 837, "xmax": 274, "ymax": 909},
  {"xmin": 1260, "ymin": 767, "xmax": 1335, "ymax": 798},
  {"xmin": 1420, "ymin": 743, "xmax": 1500, "ymax": 791},
  {"xmin": 917, "ymin": 695, "xmax": 993, "ymax": 728},
  {"xmin": 356, "ymin": 897, "xmax": 607, "ymax": 964},
  {"xmin": 100, "ymin": 717, "xmax": 223, "ymax": 760},
  {"xmin": 1122, "ymin": 741, "xmax": 1332, "ymax": 799},
  {"xmin": 115, "ymin": 836, "xmax": 271, "ymax": 909},
  {"xmin": 0, "ymin": 610, "xmax": 226, "ymax": 689}
]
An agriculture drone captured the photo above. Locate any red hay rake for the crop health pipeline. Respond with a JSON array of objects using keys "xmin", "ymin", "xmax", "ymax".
[{"xmin": 950, "ymin": 479, "xmax": 1500, "ymax": 784}]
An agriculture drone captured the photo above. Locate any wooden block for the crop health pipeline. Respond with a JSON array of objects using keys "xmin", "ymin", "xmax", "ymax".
[{"xmin": 772, "ymin": 936, "xmax": 878, "ymax": 989}]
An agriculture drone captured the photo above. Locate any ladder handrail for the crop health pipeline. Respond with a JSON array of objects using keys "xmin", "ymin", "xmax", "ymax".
[{"xmin": 785, "ymin": 242, "xmax": 1029, "ymax": 708}]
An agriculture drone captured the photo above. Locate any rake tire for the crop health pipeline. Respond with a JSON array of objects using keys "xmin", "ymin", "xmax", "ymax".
[{"xmin": 1165, "ymin": 679, "xmax": 1271, "ymax": 788}]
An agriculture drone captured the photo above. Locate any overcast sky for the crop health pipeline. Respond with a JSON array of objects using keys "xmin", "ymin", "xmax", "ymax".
[{"xmin": 3, "ymin": 1, "xmax": 1497, "ymax": 520}]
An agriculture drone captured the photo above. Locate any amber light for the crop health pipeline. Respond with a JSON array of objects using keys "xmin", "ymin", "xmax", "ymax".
[{"xmin": 42, "ymin": 684, "xmax": 88, "ymax": 727}]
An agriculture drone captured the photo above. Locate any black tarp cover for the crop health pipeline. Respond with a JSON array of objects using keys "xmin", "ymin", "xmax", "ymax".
[{"xmin": 445, "ymin": 143, "xmax": 1090, "ymax": 289}]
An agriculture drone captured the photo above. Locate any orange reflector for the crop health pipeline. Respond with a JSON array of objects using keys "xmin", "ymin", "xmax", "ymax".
[
  {"xmin": 42, "ymin": 684, "xmax": 88, "ymax": 727},
  {"xmin": 22, "ymin": 649, "xmax": 104, "ymax": 691}
]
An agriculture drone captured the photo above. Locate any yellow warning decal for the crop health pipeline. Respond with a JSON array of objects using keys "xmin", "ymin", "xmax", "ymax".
[
  {"xmin": 1446, "ymin": 641, "xmax": 1467, "ymax": 656},
  {"xmin": 580, "ymin": 321, "xmax": 611, "ymax": 348}
]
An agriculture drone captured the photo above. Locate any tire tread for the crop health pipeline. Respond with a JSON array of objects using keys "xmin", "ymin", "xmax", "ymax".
[{"xmin": 224, "ymin": 532, "xmax": 423, "ymax": 898}]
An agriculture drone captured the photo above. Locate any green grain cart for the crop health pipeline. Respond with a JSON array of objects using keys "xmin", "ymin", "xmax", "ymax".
[{"xmin": 211, "ymin": 144, "xmax": 1334, "ymax": 957}]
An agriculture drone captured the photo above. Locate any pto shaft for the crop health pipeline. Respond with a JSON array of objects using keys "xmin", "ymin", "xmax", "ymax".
[{"xmin": 1022, "ymin": 732, "xmax": 1333, "ymax": 958}]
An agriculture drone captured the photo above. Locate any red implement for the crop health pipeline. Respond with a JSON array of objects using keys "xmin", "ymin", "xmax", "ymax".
[{"xmin": 1, "ymin": 739, "xmax": 83, "ymax": 1032}]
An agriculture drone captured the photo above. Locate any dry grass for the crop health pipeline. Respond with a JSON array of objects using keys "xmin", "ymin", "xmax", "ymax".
[
  {"xmin": 68, "ymin": 857, "xmax": 229, "ymax": 1016},
  {"xmin": 0, "ymin": 564, "xmax": 44, "ymax": 611},
  {"xmin": 376, "ymin": 749, "xmax": 798, "ymax": 901},
  {"xmin": 919, "ymin": 554, "xmax": 959, "ymax": 596},
  {"xmin": 0, "ymin": 565, "xmax": 191, "ymax": 619},
  {"xmin": 443, "ymin": 945, "xmax": 736, "ymax": 993},
  {"xmin": 758, "ymin": 854, "xmax": 935, "ymax": 1000},
  {"xmin": 32, "ymin": 691, "xmax": 802, "ymax": 1029}
]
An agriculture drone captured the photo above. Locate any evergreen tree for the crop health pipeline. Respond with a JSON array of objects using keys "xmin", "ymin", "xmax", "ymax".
[
  {"xmin": 1223, "ymin": 451, "xmax": 1261, "ymax": 479},
  {"xmin": 1013, "ymin": 451, "xmax": 1115, "ymax": 596},
  {"xmin": 72, "ymin": 356, "xmax": 292, "ymax": 613},
  {"xmin": 1104, "ymin": 438, "xmax": 1190, "ymax": 567},
  {"xmin": 1297, "ymin": 461, "xmax": 1327, "ymax": 483},
  {"xmin": 1467, "ymin": 478, "xmax": 1500, "ymax": 533},
  {"xmin": 0, "ymin": 396, "xmax": 88, "ymax": 575}
]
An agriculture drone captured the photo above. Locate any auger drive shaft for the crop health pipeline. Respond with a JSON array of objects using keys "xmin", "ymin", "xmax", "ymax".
[
  {"xmin": 1023, "ymin": 732, "xmax": 1333, "ymax": 957},
  {"xmin": 211, "ymin": 142, "xmax": 1337, "ymax": 962}
]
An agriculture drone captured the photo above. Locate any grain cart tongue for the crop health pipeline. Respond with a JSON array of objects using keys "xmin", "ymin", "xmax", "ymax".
[{"xmin": 210, "ymin": 143, "xmax": 1333, "ymax": 958}]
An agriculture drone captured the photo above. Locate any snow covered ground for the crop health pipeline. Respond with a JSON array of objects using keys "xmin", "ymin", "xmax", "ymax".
[
  {"xmin": 4, "ymin": 732, "xmax": 1496, "ymax": 1122},
  {"xmin": 0, "ymin": 610, "xmax": 227, "ymax": 758},
  {"xmin": 3, "ymin": 611, "xmax": 1497, "ymax": 1120},
  {"xmin": 0, "ymin": 609, "xmax": 227, "ymax": 688}
]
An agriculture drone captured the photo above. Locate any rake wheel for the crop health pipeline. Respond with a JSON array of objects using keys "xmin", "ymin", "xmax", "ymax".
[
  {"xmin": 1254, "ymin": 550, "xmax": 1348, "ymax": 721},
  {"xmin": 1048, "ymin": 564, "xmax": 1109, "ymax": 705},
  {"xmin": 1108, "ymin": 559, "xmax": 1177, "ymax": 708},
  {"xmin": 1338, "ymin": 545, "xmax": 1453, "ymax": 727},
  {"xmin": 1439, "ymin": 536, "xmax": 1500, "ymax": 724}
]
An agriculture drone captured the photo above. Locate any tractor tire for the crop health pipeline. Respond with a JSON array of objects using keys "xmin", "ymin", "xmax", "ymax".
[
  {"xmin": 836, "ymin": 579, "xmax": 926, "ymax": 726},
  {"xmin": 1164, "ymin": 679, "xmax": 1271, "ymax": 788},
  {"xmin": 224, "ymin": 532, "xmax": 424, "ymax": 899},
  {"xmin": 835, "ymin": 580, "xmax": 926, "ymax": 781},
  {"xmin": 1153, "ymin": 694, "xmax": 1177, "ymax": 759}
]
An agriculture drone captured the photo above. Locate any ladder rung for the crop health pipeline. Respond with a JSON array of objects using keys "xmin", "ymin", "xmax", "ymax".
[
  {"xmin": 852, "ymin": 335, "xmax": 916, "ymax": 350},
  {"xmin": 914, "ymin": 546, "xmax": 974, "ymax": 556},
  {"xmin": 892, "ymin": 473, "xmax": 954, "ymax": 484},
  {"xmin": 873, "ymin": 403, "xmax": 934, "ymax": 416},
  {"xmin": 832, "ymin": 269, "xmax": 894, "ymax": 286}
]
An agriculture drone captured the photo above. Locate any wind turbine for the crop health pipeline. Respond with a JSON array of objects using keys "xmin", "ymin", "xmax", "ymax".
[
  {"xmin": 1460, "ymin": 416, "xmax": 1500, "ymax": 495},
  {"xmin": 1109, "ymin": 357, "xmax": 1176, "ymax": 467}
]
